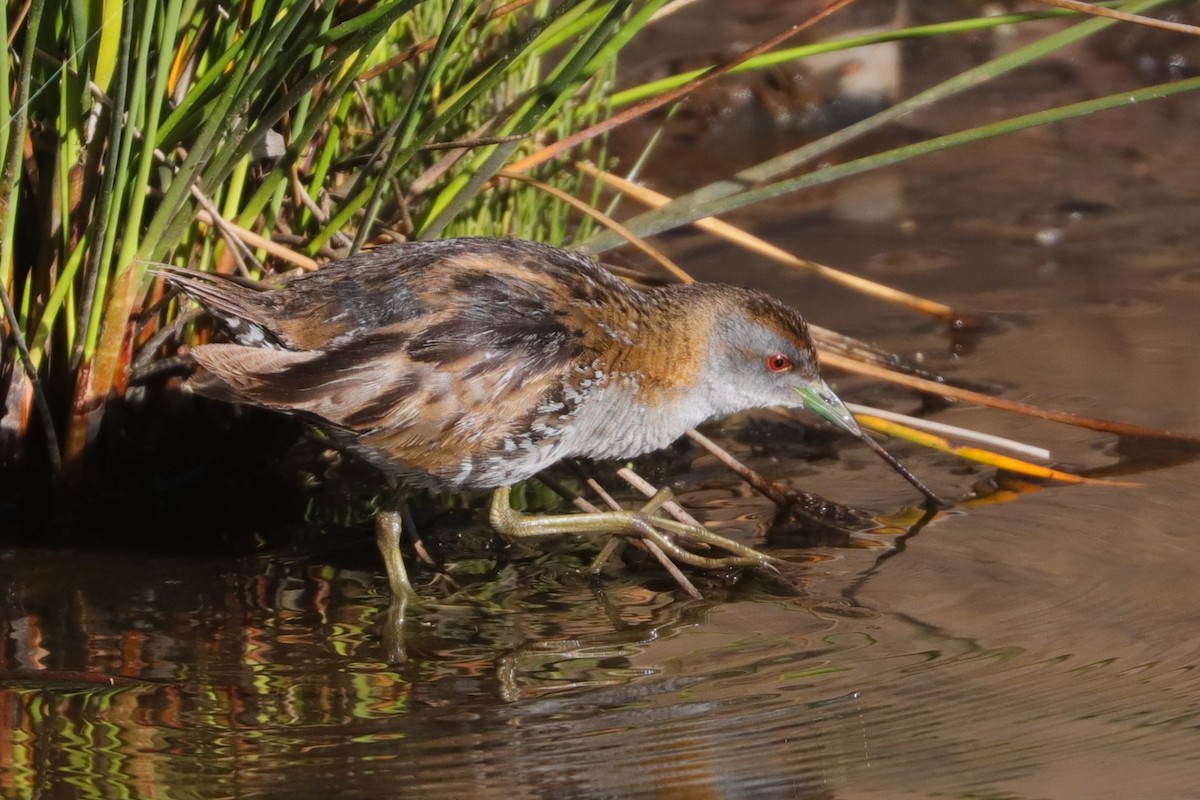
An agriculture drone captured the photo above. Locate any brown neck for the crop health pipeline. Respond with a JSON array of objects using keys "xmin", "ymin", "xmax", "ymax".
[{"xmin": 593, "ymin": 283, "xmax": 725, "ymax": 401}]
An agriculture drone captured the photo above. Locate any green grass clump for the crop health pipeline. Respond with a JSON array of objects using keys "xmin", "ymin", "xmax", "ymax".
[{"xmin": 0, "ymin": 0, "xmax": 663, "ymax": 497}]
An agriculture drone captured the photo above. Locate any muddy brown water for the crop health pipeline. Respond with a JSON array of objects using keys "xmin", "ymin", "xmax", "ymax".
[{"xmin": 5, "ymin": 12, "xmax": 1200, "ymax": 800}]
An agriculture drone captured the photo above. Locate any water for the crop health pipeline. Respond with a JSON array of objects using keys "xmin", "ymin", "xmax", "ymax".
[{"xmin": 5, "ymin": 10, "xmax": 1200, "ymax": 800}]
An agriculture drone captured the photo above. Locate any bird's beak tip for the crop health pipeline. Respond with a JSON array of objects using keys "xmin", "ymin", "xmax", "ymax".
[{"xmin": 795, "ymin": 379, "xmax": 862, "ymax": 438}]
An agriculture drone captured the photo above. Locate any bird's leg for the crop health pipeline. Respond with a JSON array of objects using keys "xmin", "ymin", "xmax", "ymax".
[
  {"xmin": 375, "ymin": 487, "xmax": 422, "ymax": 606},
  {"xmin": 488, "ymin": 486, "xmax": 780, "ymax": 572}
]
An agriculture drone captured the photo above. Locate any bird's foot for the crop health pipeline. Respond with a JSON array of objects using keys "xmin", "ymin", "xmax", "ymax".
[{"xmin": 488, "ymin": 485, "xmax": 780, "ymax": 574}]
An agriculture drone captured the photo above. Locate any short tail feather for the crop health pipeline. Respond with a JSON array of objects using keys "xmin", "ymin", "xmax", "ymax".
[{"xmin": 154, "ymin": 265, "xmax": 285, "ymax": 348}]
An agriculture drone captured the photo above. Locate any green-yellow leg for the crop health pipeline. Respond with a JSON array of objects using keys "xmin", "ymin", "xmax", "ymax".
[
  {"xmin": 488, "ymin": 485, "xmax": 779, "ymax": 571},
  {"xmin": 375, "ymin": 490, "xmax": 423, "ymax": 606}
]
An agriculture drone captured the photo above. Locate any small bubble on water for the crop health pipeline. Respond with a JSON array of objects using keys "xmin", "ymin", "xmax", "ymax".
[{"xmin": 1035, "ymin": 227, "xmax": 1064, "ymax": 247}]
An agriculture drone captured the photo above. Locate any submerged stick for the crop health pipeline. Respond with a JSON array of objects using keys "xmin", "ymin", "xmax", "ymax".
[
  {"xmin": 685, "ymin": 428, "xmax": 868, "ymax": 538},
  {"xmin": 858, "ymin": 433, "xmax": 947, "ymax": 507}
]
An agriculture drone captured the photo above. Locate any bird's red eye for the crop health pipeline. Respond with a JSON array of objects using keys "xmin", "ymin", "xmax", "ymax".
[{"xmin": 766, "ymin": 353, "xmax": 792, "ymax": 372}]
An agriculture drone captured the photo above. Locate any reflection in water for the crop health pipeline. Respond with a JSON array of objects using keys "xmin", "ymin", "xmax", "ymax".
[
  {"xmin": 6, "ymin": 464, "xmax": 1200, "ymax": 800},
  {"xmin": 0, "ymin": 549, "xmax": 858, "ymax": 798},
  {"xmin": 0, "ymin": 528, "xmax": 907, "ymax": 799}
]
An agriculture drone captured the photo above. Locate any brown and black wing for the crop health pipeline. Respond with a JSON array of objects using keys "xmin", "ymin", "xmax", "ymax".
[
  {"xmin": 179, "ymin": 239, "xmax": 627, "ymax": 486},
  {"xmin": 164, "ymin": 238, "xmax": 628, "ymax": 349}
]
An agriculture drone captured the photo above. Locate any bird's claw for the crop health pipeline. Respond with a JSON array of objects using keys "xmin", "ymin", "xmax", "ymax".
[
  {"xmin": 629, "ymin": 492, "xmax": 780, "ymax": 572},
  {"xmin": 489, "ymin": 485, "xmax": 780, "ymax": 578}
]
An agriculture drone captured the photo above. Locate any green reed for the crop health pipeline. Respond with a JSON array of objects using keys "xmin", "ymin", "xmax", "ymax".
[{"xmin": 0, "ymin": 0, "xmax": 653, "ymax": 490}]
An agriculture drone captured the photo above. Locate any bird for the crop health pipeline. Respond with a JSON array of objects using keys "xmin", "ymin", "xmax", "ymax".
[{"xmin": 158, "ymin": 237, "xmax": 864, "ymax": 601}]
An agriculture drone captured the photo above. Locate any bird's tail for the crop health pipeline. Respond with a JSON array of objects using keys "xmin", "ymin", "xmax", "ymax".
[{"xmin": 153, "ymin": 265, "xmax": 286, "ymax": 348}]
